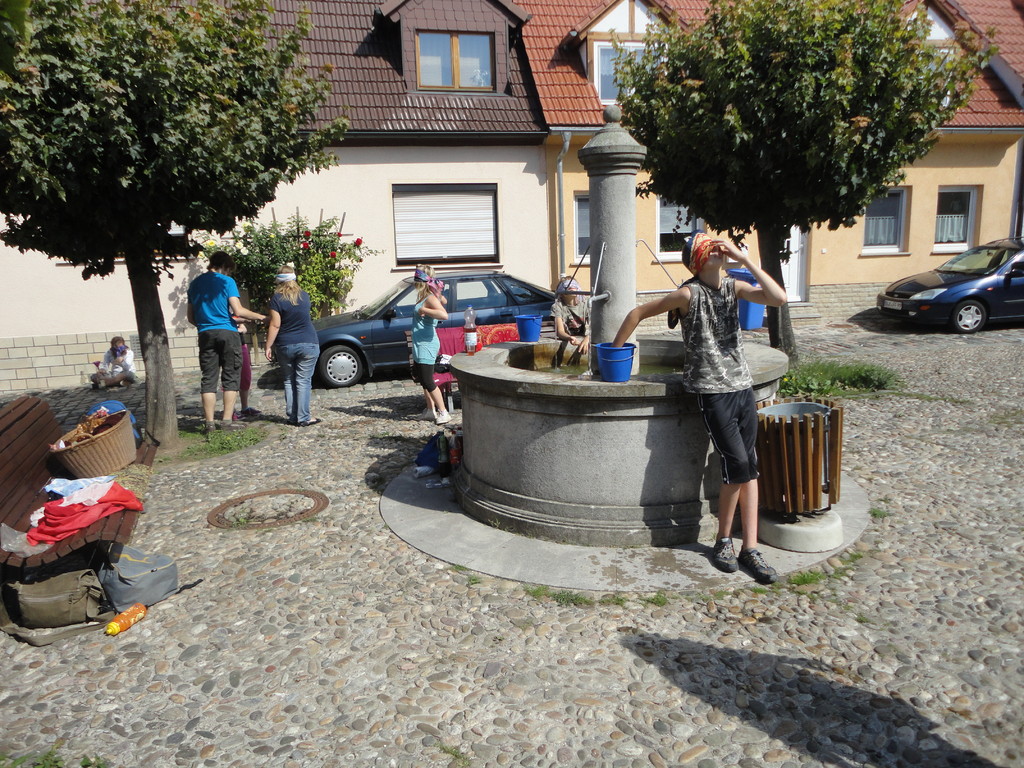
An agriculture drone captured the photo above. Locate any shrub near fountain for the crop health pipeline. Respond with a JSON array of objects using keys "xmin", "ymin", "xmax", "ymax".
[{"xmin": 451, "ymin": 336, "xmax": 788, "ymax": 547}]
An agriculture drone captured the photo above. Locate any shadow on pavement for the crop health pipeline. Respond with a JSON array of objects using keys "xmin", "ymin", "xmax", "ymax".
[{"xmin": 621, "ymin": 632, "xmax": 1002, "ymax": 768}]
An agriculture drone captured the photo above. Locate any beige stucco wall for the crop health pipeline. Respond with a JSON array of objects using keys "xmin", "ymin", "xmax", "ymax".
[
  {"xmin": 806, "ymin": 132, "xmax": 1022, "ymax": 286},
  {"xmin": 269, "ymin": 144, "xmax": 552, "ymax": 309},
  {"xmin": 1, "ymin": 143, "xmax": 551, "ymax": 391},
  {"xmin": 546, "ymin": 130, "xmax": 1022, "ymax": 303}
]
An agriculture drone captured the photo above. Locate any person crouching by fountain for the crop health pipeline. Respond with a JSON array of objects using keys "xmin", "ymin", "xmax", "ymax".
[
  {"xmin": 612, "ymin": 234, "xmax": 787, "ymax": 584},
  {"xmin": 412, "ymin": 265, "xmax": 452, "ymax": 426},
  {"xmin": 551, "ymin": 276, "xmax": 590, "ymax": 367}
]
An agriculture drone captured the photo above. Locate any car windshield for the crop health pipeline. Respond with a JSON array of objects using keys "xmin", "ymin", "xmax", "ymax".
[
  {"xmin": 358, "ymin": 278, "xmax": 413, "ymax": 318},
  {"xmin": 937, "ymin": 245, "xmax": 1016, "ymax": 275}
]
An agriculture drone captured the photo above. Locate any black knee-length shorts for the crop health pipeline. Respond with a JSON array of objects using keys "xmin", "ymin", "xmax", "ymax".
[{"xmin": 697, "ymin": 388, "xmax": 759, "ymax": 485}]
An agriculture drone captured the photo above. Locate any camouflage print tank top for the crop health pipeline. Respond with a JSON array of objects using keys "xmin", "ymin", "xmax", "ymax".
[{"xmin": 680, "ymin": 276, "xmax": 753, "ymax": 394}]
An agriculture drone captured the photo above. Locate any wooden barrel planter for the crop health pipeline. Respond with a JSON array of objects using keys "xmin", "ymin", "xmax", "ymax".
[{"xmin": 756, "ymin": 398, "xmax": 843, "ymax": 515}]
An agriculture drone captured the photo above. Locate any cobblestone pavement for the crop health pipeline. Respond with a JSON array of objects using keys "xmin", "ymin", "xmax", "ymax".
[{"xmin": 1, "ymin": 316, "xmax": 1022, "ymax": 768}]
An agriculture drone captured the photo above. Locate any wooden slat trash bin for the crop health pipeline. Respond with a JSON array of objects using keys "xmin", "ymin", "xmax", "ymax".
[{"xmin": 756, "ymin": 398, "xmax": 843, "ymax": 515}]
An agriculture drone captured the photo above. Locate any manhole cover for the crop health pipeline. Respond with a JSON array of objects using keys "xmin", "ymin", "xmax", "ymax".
[{"xmin": 207, "ymin": 489, "xmax": 329, "ymax": 529}]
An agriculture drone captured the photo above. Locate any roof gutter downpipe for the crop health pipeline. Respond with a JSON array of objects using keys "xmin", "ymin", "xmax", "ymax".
[
  {"xmin": 556, "ymin": 131, "xmax": 571, "ymax": 277},
  {"xmin": 1013, "ymin": 136, "xmax": 1024, "ymax": 238}
]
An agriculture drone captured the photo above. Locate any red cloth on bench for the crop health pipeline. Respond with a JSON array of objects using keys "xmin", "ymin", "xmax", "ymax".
[{"xmin": 26, "ymin": 482, "xmax": 143, "ymax": 546}]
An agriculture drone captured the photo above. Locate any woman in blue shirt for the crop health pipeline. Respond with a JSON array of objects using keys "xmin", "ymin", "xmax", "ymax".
[{"xmin": 265, "ymin": 265, "xmax": 321, "ymax": 426}]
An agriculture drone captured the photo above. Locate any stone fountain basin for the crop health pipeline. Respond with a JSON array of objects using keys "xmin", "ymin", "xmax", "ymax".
[{"xmin": 451, "ymin": 335, "xmax": 789, "ymax": 547}]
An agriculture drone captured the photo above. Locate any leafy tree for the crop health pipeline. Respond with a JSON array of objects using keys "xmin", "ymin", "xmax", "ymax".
[
  {"xmin": 195, "ymin": 214, "xmax": 371, "ymax": 317},
  {"xmin": 0, "ymin": 0, "xmax": 31, "ymax": 74},
  {"xmin": 0, "ymin": 0, "xmax": 346, "ymax": 446},
  {"xmin": 617, "ymin": 0, "xmax": 990, "ymax": 357}
]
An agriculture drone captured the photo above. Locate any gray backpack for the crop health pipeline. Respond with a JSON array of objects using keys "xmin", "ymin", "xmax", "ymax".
[{"xmin": 100, "ymin": 544, "xmax": 178, "ymax": 612}]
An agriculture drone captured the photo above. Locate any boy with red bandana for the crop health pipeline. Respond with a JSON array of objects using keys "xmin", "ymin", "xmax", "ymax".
[{"xmin": 613, "ymin": 234, "xmax": 787, "ymax": 583}]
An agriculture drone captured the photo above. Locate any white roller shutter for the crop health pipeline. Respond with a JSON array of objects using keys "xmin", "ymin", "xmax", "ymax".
[{"xmin": 393, "ymin": 184, "xmax": 498, "ymax": 262}]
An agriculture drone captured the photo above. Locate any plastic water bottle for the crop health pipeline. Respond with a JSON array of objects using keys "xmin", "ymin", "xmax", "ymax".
[
  {"xmin": 448, "ymin": 428, "xmax": 462, "ymax": 469},
  {"xmin": 437, "ymin": 431, "xmax": 451, "ymax": 478},
  {"xmin": 105, "ymin": 603, "xmax": 147, "ymax": 635},
  {"xmin": 464, "ymin": 307, "xmax": 477, "ymax": 356}
]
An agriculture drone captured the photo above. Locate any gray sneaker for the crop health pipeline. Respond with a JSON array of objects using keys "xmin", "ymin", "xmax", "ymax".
[
  {"xmin": 738, "ymin": 548, "xmax": 778, "ymax": 584},
  {"xmin": 220, "ymin": 420, "xmax": 248, "ymax": 432},
  {"xmin": 712, "ymin": 537, "xmax": 738, "ymax": 573}
]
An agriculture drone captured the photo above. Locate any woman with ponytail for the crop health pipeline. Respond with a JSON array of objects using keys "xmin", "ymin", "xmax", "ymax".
[
  {"xmin": 412, "ymin": 264, "xmax": 451, "ymax": 425},
  {"xmin": 265, "ymin": 265, "xmax": 321, "ymax": 426}
]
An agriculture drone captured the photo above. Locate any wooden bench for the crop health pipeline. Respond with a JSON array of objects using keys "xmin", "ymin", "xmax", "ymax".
[
  {"xmin": 405, "ymin": 321, "xmax": 556, "ymax": 411},
  {"xmin": 0, "ymin": 395, "xmax": 155, "ymax": 578}
]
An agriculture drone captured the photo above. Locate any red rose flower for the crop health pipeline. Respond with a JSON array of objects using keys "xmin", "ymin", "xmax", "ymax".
[
  {"xmin": 336, "ymin": 232, "xmax": 342, "ymax": 237},
  {"xmin": 330, "ymin": 251, "xmax": 337, "ymax": 257},
  {"xmin": 301, "ymin": 242, "xmax": 310, "ymax": 249},
  {"xmin": 354, "ymin": 237, "xmax": 363, "ymax": 247},
  {"xmin": 304, "ymin": 230, "xmax": 311, "ymax": 238}
]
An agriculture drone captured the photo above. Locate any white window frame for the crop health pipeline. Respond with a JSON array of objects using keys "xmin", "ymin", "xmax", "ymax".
[
  {"xmin": 933, "ymin": 186, "xmax": 976, "ymax": 254},
  {"xmin": 862, "ymin": 188, "xmax": 908, "ymax": 255},
  {"xmin": 574, "ymin": 194, "xmax": 591, "ymax": 264},
  {"xmin": 392, "ymin": 183, "xmax": 498, "ymax": 264},
  {"xmin": 656, "ymin": 198, "xmax": 702, "ymax": 262},
  {"xmin": 594, "ymin": 41, "xmax": 643, "ymax": 104}
]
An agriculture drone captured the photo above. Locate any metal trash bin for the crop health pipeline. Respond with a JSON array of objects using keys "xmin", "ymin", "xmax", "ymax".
[{"xmin": 756, "ymin": 398, "xmax": 843, "ymax": 514}]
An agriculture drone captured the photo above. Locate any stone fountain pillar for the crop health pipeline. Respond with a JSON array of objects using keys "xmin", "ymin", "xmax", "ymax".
[{"xmin": 578, "ymin": 105, "xmax": 647, "ymax": 371}]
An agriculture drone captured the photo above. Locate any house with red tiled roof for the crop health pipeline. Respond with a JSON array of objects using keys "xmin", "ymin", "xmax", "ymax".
[
  {"xmin": 517, "ymin": 0, "xmax": 1024, "ymax": 321},
  {"xmin": 4, "ymin": 0, "xmax": 1023, "ymax": 390}
]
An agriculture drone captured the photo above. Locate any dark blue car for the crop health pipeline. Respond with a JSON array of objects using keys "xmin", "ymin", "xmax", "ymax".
[
  {"xmin": 876, "ymin": 239, "xmax": 1024, "ymax": 333},
  {"xmin": 312, "ymin": 270, "xmax": 555, "ymax": 387}
]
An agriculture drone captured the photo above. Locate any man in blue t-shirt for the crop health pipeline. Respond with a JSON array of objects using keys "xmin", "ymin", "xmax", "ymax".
[{"xmin": 187, "ymin": 251, "xmax": 266, "ymax": 434}]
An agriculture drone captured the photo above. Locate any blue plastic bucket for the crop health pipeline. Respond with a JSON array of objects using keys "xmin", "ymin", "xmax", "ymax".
[
  {"xmin": 727, "ymin": 268, "xmax": 766, "ymax": 330},
  {"xmin": 515, "ymin": 314, "xmax": 543, "ymax": 342},
  {"xmin": 595, "ymin": 342, "xmax": 636, "ymax": 382}
]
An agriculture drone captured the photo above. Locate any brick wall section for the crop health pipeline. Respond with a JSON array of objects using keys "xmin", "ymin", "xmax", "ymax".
[
  {"xmin": 0, "ymin": 329, "xmax": 201, "ymax": 392},
  {"xmin": 806, "ymin": 283, "xmax": 887, "ymax": 321}
]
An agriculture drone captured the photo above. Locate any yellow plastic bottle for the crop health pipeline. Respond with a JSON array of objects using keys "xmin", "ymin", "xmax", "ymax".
[{"xmin": 105, "ymin": 603, "xmax": 147, "ymax": 635}]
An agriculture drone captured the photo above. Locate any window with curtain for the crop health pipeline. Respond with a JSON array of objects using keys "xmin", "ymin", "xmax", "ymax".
[
  {"xmin": 863, "ymin": 189, "xmax": 906, "ymax": 253},
  {"xmin": 417, "ymin": 32, "xmax": 493, "ymax": 90},
  {"xmin": 392, "ymin": 184, "xmax": 498, "ymax": 263},
  {"xmin": 594, "ymin": 42, "xmax": 643, "ymax": 103},
  {"xmin": 934, "ymin": 187, "xmax": 975, "ymax": 251}
]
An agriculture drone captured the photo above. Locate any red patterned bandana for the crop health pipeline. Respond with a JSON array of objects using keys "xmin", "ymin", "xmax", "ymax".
[{"xmin": 686, "ymin": 233, "xmax": 715, "ymax": 275}]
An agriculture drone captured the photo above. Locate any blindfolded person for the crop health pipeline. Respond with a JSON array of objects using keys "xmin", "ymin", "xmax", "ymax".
[{"xmin": 612, "ymin": 234, "xmax": 787, "ymax": 584}]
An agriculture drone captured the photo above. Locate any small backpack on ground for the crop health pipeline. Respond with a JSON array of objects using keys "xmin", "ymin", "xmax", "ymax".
[{"xmin": 99, "ymin": 544, "xmax": 178, "ymax": 612}]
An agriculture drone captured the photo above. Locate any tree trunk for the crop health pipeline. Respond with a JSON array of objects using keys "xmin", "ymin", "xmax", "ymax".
[
  {"xmin": 755, "ymin": 226, "xmax": 799, "ymax": 364},
  {"xmin": 125, "ymin": 252, "xmax": 181, "ymax": 450}
]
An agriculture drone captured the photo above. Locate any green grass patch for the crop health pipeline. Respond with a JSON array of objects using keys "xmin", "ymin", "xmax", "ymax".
[
  {"xmin": 869, "ymin": 507, "xmax": 890, "ymax": 520},
  {"xmin": 466, "ymin": 575, "xmax": 481, "ymax": 587},
  {"xmin": 437, "ymin": 744, "xmax": 470, "ymax": 767},
  {"xmin": 180, "ymin": 425, "xmax": 267, "ymax": 460},
  {"xmin": 0, "ymin": 749, "xmax": 109, "ymax": 768},
  {"xmin": 988, "ymin": 408, "xmax": 1024, "ymax": 428},
  {"xmin": 450, "ymin": 564, "xmax": 468, "ymax": 572},
  {"xmin": 599, "ymin": 594, "xmax": 627, "ymax": 606},
  {"xmin": 787, "ymin": 570, "xmax": 826, "ymax": 586},
  {"xmin": 641, "ymin": 591, "xmax": 669, "ymax": 607},
  {"xmin": 522, "ymin": 584, "xmax": 593, "ymax": 606},
  {"xmin": 778, "ymin": 359, "xmax": 901, "ymax": 398}
]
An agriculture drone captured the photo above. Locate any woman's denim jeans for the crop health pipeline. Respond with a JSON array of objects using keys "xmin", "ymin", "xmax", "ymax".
[{"xmin": 275, "ymin": 343, "xmax": 319, "ymax": 424}]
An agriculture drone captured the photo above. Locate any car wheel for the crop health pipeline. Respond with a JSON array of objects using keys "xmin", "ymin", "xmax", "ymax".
[
  {"xmin": 949, "ymin": 299, "xmax": 987, "ymax": 334},
  {"xmin": 317, "ymin": 345, "xmax": 365, "ymax": 388}
]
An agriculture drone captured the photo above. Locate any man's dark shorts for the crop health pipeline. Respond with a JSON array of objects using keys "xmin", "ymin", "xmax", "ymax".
[
  {"xmin": 697, "ymin": 388, "xmax": 759, "ymax": 485},
  {"xmin": 198, "ymin": 329, "xmax": 242, "ymax": 394}
]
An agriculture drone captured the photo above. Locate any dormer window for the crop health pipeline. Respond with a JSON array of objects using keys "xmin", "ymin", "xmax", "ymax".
[
  {"xmin": 595, "ymin": 41, "xmax": 642, "ymax": 103},
  {"xmin": 417, "ymin": 32, "xmax": 495, "ymax": 90}
]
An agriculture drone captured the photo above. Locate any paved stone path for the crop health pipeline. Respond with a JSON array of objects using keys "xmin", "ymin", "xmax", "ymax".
[{"xmin": 1, "ymin": 317, "xmax": 1022, "ymax": 768}]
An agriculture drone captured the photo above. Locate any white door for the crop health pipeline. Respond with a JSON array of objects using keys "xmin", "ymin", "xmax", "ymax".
[{"xmin": 781, "ymin": 226, "xmax": 807, "ymax": 302}]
